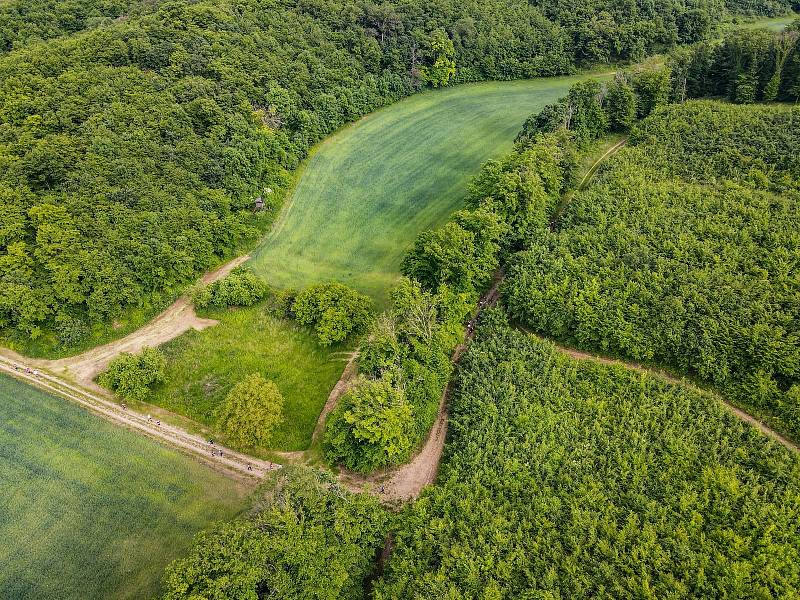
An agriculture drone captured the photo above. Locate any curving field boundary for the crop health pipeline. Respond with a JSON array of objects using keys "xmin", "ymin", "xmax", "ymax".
[{"xmin": 0, "ymin": 353, "xmax": 277, "ymax": 481}]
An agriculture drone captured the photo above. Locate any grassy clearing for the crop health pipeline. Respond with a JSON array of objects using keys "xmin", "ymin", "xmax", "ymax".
[
  {"xmin": 150, "ymin": 305, "xmax": 348, "ymax": 452},
  {"xmin": 728, "ymin": 13, "xmax": 798, "ymax": 30},
  {"xmin": 0, "ymin": 374, "xmax": 247, "ymax": 600},
  {"xmin": 249, "ymin": 75, "xmax": 597, "ymax": 305}
]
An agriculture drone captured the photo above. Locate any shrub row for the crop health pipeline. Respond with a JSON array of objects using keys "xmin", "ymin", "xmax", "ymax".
[{"xmin": 323, "ymin": 132, "xmax": 575, "ymax": 472}]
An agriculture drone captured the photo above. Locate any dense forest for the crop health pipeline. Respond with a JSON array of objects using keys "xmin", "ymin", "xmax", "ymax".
[
  {"xmin": 0, "ymin": 0, "xmax": 794, "ymax": 353},
  {"xmin": 376, "ymin": 314, "xmax": 800, "ymax": 597},
  {"xmin": 323, "ymin": 132, "xmax": 575, "ymax": 472},
  {"xmin": 160, "ymin": 467, "xmax": 388, "ymax": 599},
  {"xmin": 505, "ymin": 101, "xmax": 800, "ymax": 438}
]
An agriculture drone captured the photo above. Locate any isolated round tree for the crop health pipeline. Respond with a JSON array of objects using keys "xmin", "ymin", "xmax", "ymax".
[{"xmin": 217, "ymin": 374, "xmax": 284, "ymax": 449}]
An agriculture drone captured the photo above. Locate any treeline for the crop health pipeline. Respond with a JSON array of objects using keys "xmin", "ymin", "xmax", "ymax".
[
  {"xmin": 323, "ymin": 133, "xmax": 574, "ymax": 472},
  {"xmin": 670, "ymin": 20, "xmax": 800, "ymax": 103},
  {"xmin": 160, "ymin": 467, "xmax": 387, "ymax": 599},
  {"xmin": 0, "ymin": 0, "xmax": 789, "ymax": 354},
  {"xmin": 517, "ymin": 23, "xmax": 800, "ymax": 150},
  {"xmin": 505, "ymin": 101, "xmax": 800, "ymax": 438},
  {"xmin": 376, "ymin": 314, "xmax": 800, "ymax": 597}
]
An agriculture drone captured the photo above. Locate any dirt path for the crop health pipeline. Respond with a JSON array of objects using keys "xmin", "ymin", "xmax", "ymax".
[
  {"xmin": 0, "ymin": 353, "xmax": 278, "ymax": 481},
  {"xmin": 341, "ymin": 275, "xmax": 504, "ymax": 503},
  {"xmin": 9, "ymin": 255, "xmax": 249, "ymax": 386},
  {"xmin": 578, "ymin": 137, "xmax": 627, "ymax": 191},
  {"xmin": 533, "ymin": 336, "xmax": 799, "ymax": 453}
]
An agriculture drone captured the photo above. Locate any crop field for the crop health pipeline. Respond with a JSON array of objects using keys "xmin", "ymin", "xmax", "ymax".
[
  {"xmin": 151, "ymin": 306, "xmax": 348, "ymax": 451},
  {"xmin": 0, "ymin": 375, "xmax": 247, "ymax": 600},
  {"xmin": 249, "ymin": 75, "xmax": 596, "ymax": 304}
]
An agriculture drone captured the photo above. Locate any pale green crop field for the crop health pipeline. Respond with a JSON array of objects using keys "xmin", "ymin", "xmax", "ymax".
[
  {"xmin": 0, "ymin": 375, "xmax": 248, "ymax": 600},
  {"xmin": 249, "ymin": 75, "xmax": 597, "ymax": 304}
]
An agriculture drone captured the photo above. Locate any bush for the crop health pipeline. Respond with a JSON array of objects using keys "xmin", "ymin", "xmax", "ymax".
[
  {"xmin": 324, "ymin": 373, "xmax": 415, "ymax": 473},
  {"xmin": 216, "ymin": 373, "xmax": 284, "ymax": 449},
  {"xmin": 98, "ymin": 347, "xmax": 166, "ymax": 402},
  {"xmin": 195, "ymin": 269, "xmax": 270, "ymax": 309},
  {"xmin": 292, "ymin": 282, "xmax": 373, "ymax": 346}
]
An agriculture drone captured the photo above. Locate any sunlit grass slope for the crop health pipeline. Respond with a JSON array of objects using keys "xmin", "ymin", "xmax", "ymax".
[
  {"xmin": 0, "ymin": 375, "xmax": 247, "ymax": 600},
  {"xmin": 152, "ymin": 306, "xmax": 347, "ymax": 452},
  {"xmin": 249, "ymin": 75, "xmax": 593, "ymax": 304}
]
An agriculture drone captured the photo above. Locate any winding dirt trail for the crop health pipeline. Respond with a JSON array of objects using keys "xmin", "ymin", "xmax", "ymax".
[
  {"xmin": 40, "ymin": 255, "xmax": 251, "ymax": 386},
  {"xmin": 536, "ymin": 337, "xmax": 799, "ymax": 453},
  {"xmin": 0, "ymin": 354, "xmax": 278, "ymax": 481}
]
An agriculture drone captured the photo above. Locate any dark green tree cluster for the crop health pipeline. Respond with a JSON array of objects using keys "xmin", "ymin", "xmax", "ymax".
[
  {"xmin": 517, "ymin": 68, "xmax": 672, "ymax": 145},
  {"xmin": 325, "ymin": 133, "xmax": 574, "ymax": 472},
  {"xmin": 0, "ymin": 0, "xmax": 785, "ymax": 353},
  {"xmin": 375, "ymin": 315, "xmax": 800, "ymax": 598},
  {"xmin": 161, "ymin": 467, "xmax": 388, "ymax": 600},
  {"xmin": 324, "ymin": 278, "xmax": 468, "ymax": 472},
  {"xmin": 292, "ymin": 282, "xmax": 373, "ymax": 346},
  {"xmin": 0, "ymin": 0, "xmax": 159, "ymax": 54},
  {"xmin": 194, "ymin": 269, "xmax": 271, "ymax": 309},
  {"xmin": 505, "ymin": 101, "xmax": 800, "ymax": 439},
  {"xmin": 669, "ymin": 22, "xmax": 800, "ymax": 103},
  {"xmin": 98, "ymin": 346, "xmax": 166, "ymax": 402}
]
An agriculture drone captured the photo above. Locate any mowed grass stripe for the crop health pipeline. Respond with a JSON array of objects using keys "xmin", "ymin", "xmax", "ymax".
[
  {"xmin": 250, "ymin": 76, "xmax": 594, "ymax": 304},
  {"xmin": 0, "ymin": 374, "xmax": 247, "ymax": 600}
]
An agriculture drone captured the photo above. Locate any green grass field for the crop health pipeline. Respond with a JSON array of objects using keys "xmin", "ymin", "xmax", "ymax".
[
  {"xmin": 729, "ymin": 13, "xmax": 798, "ymax": 30},
  {"xmin": 249, "ymin": 75, "xmax": 596, "ymax": 304},
  {"xmin": 0, "ymin": 375, "xmax": 248, "ymax": 600},
  {"xmin": 151, "ymin": 306, "xmax": 348, "ymax": 452}
]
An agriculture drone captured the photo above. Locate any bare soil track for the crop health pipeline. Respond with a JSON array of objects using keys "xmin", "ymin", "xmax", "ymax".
[
  {"xmin": 541, "ymin": 338, "xmax": 799, "ymax": 453},
  {"xmin": 0, "ymin": 353, "xmax": 278, "ymax": 481},
  {"xmin": 19, "ymin": 255, "xmax": 250, "ymax": 388}
]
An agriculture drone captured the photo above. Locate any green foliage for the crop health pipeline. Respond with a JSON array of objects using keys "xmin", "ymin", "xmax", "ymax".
[
  {"xmin": 632, "ymin": 66, "xmax": 673, "ymax": 118},
  {"xmin": 420, "ymin": 29, "xmax": 456, "ymax": 87},
  {"xmin": 376, "ymin": 320, "xmax": 800, "ymax": 597},
  {"xmin": 98, "ymin": 347, "xmax": 166, "ymax": 402},
  {"xmin": 216, "ymin": 373, "xmax": 284, "ymax": 450},
  {"xmin": 669, "ymin": 26, "xmax": 800, "ymax": 103},
  {"xmin": 505, "ymin": 101, "xmax": 800, "ymax": 438},
  {"xmin": 605, "ymin": 76, "xmax": 638, "ymax": 131},
  {"xmin": 324, "ymin": 373, "xmax": 415, "ymax": 472},
  {"xmin": 194, "ymin": 269, "xmax": 270, "ymax": 309},
  {"xmin": 161, "ymin": 467, "xmax": 387, "ymax": 600},
  {"xmin": 401, "ymin": 208, "xmax": 507, "ymax": 294},
  {"xmin": 517, "ymin": 69, "xmax": 672, "ymax": 146},
  {"xmin": 324, "ymin": 278, "xmax": 469, "ymax": 471},
  {"xmin": 152, "ymin": 305, "xmax": 346, "ymax": 452},
  {"xmin": 292, "ymin": 283, "xmax": 373, "ymax": 346},
  {"xmin": 0, "ymin": 374, "xmax": 245, "ymax": 600}
]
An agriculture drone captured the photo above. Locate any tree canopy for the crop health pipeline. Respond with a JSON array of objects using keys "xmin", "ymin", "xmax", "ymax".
[{"xmin": 216, "ymin": 373, "xmax": 284, "ymax": 449}]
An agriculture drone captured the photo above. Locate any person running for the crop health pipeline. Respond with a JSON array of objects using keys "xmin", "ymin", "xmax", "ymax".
[{"xmin": 247, "ymin": 464, "xmax": 252, "ymax": 471}]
